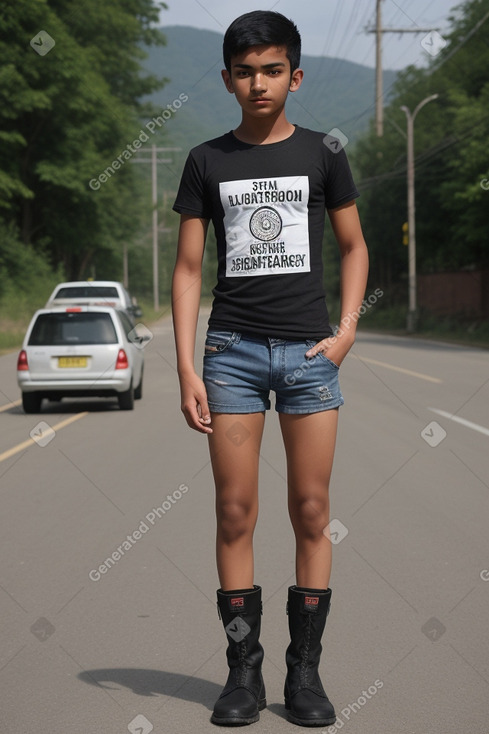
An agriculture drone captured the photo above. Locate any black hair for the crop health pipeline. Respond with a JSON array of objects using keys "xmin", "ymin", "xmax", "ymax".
[{"xmin": 223, "ymin": 11, "xmax": 301, "ymax": 75}]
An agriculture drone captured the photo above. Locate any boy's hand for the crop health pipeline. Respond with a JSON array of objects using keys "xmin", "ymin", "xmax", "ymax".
[
  {"xmin": 179, "ymin": 372, "xmax": 213, "ymax": 434},
  {"xmin": 304, "ymin": 331, "xmax": 355, "ymax": 368}
]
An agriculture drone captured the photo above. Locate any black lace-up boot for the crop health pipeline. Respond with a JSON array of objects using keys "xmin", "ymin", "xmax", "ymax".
[
  {"xmin": 211, "ymin": 585, "xmax": 266, "ymax": 726},
  {"xmin": 284, "ymin": 586, "xmax": 336, "ymax": 727}
]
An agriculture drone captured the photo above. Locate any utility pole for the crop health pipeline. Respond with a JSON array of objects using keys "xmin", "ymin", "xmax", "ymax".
[
  {"xmin": 375, "ymin": 0, "xmax": 383, "ymax": 137},
  {"xmin": 123, "ymin": 244, "xmax": 129, "ymax": 288},
  {"xmin": 400, "ymin": 94, "xmax": 438, "ymax": 332},
  {"xmin": 131, "ymin": 144, "xmax": 180, "ymax": 310},
  {"xmin": 368, "ymin": 3, "xmax": 439, "ymax": 137}
]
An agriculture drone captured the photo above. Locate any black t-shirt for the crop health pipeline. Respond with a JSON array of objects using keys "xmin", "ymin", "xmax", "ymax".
[{"xmin": 173, "ymin": 125, "xmax": 359, "ymax": 339}]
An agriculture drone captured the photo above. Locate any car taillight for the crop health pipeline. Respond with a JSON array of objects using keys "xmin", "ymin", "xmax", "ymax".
[
  {"xmin": 17, "ymin": 350, "xmax": 29, "ymax": 371},
  {"xmin": 115, "ymin": 349, "xmax": 129, "ymax": 369},
  {"xmin": 66, "ymin": 307, "xmax": 82, "ymax": 312}
]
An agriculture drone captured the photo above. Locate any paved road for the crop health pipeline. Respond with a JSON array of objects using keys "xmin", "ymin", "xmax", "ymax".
[{"xmin": 1, "ymin": 311, "xmax": 488, "ymax": 734}]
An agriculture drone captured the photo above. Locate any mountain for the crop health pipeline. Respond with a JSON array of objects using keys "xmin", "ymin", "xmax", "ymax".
[{"xmin": 141, "ymin": 25, "xmax": 398, "ymax": 156}]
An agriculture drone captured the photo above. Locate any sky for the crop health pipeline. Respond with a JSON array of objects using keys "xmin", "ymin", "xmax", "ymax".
[{"xmin": 159, "ymin": 0, "xmax": 457, "ymax": 70}]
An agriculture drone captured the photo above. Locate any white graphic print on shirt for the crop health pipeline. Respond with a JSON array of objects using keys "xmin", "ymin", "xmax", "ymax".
[{"xmin": 220, "ymin": 176, "xmax": 310, "ymax": 277}]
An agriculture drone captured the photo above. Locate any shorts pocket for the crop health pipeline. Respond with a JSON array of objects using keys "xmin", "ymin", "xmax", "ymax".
[
  {"xmin": 305, "ymin": 339, "xmax": 340, "ymax": 370},
  {"xmin": 204, "ymin": 330, "xmax": 236, "ymax": 355}
]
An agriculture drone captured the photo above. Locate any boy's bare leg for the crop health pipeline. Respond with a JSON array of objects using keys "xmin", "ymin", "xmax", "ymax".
[
  {"xmin": 208, "ymin": 412, "xmax": 266, "ymax": 591},
  {"xmin": 279, "ymin": 409, "xmax": 339, "ymax": 589}
]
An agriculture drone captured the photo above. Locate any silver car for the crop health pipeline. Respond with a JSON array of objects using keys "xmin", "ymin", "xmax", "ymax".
[
  {"xmin": 45, "ymin": 280, "xmax": 142, "ymax": 324},
  {"xmin": 17, "ymin": 306, "xmax": 147, "ymax": 413}
]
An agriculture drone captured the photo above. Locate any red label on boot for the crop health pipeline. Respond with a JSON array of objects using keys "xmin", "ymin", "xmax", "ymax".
[
  {"xmin": 304, "ymin": 596, "xmax": 319, "ymax": 611},
  {"xmin": 230, "ymin": 596, "xmax": 244, "ymax": 610}
]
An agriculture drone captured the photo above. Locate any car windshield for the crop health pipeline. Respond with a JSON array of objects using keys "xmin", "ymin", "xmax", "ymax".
[
  {"xmin": 53, "ymin": 286, "xmax": 119, "ymax": 299},
  {"xmin": 29, "ymin": 313, "xmax": 118, "ymax": 346}
]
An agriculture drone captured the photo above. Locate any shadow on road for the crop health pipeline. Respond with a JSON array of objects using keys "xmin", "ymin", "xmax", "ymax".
[
  {"xmin": 78, "ymin": 669, "xmax": 291, "ymax": 721},
  {"xmin": 8, "ymin": 398, "xmax": 124, "ymax": 416},
  {"xmin": 78, "ymin": 668, "xmax": 220, "ymax": 710}
]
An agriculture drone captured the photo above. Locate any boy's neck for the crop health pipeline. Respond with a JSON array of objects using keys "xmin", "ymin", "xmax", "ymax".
[{"xmin": 232, "ymin": 111, "xmax": 295, "ymax": 145}]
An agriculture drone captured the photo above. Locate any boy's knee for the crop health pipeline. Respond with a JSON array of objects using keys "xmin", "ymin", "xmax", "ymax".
[
  {"xmin": 292, "ymin": 497, "xmax": 329, "ymax": 536},
  {"xmin": 217, "ymin": 500, "xmax": 255, "ymax": 541}
]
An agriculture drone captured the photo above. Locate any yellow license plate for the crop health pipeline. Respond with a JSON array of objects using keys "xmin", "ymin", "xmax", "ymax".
[{"xmin": 58, "ymin": 356, "xmax": 88, "ymax": 368}]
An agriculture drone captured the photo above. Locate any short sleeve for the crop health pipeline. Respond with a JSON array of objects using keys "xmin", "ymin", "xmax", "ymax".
[
  {"xmin": 173, "ymin": 151, "xmax": 211, "ymax": 218},
  {"xmin": 323, "ymin": 144, "xmax": 359, "ymax": 210}
]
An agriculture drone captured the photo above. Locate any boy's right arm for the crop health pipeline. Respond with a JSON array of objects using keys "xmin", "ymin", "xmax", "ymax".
[{"xmin": 171, "ymin": 214, "xmax": 213, "ymax": 434}]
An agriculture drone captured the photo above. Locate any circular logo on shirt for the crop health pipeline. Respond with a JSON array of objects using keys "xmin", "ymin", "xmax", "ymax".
[{"xmin": 249, "ymin": 206, "xmax": 282, "ymax": 241}]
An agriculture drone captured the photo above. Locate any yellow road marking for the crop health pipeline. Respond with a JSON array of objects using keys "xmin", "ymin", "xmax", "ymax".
[
  {"xmin": 0, "ymin": 399, "xmax": 22, "ymax": 413},
  {"xmin": 0, "ymin": 412, "xmax": 88, "ymax": 464},
  {"xmin": 351, "ymin": 355, "xmax": 442, "ymax": 383}
]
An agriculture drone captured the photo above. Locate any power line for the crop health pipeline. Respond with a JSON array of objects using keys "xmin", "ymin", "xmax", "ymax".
[
  {"xmin": 356, "ymin": 111, "xmax": 489, "ymax": 191},
  {"xmin": 430, "ymin": 8, "xmax": 489, "ymax": 72},
  {"xmin": 367, "ymin": 0, "xmax": 440, "ymax": 136}
]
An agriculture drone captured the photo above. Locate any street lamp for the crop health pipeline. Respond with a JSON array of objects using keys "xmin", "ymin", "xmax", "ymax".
[{"xmin": 400, "ymin": 94, "xmax": 438, "ymax": 332}]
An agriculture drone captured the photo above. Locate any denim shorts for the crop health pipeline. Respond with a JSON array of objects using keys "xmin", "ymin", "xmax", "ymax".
[{"xmin": 202, "ymin": 330, "xmax": 344, "ymax": 415}]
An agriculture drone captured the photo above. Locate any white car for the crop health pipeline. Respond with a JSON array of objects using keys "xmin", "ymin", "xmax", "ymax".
[
  {"xmin": 45, "ymin": 281, "xmax": 142, "ymax": 324},
  {"xmin": 17, "ymin": 306, "xmax": 148, "ymax": 413}
]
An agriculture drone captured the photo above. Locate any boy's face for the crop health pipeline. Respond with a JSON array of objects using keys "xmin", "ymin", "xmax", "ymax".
[{"xmin": 222, "ymin": 45, "xmax": 303, "ymax": 117}]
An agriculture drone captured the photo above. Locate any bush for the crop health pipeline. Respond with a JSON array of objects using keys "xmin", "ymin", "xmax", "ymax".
[{"xmin": 0, "ymin": 223, "xmax": 64, "ymax": 337}]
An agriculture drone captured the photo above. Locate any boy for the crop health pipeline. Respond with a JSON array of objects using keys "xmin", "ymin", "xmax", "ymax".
[{"xmin": 172, "ymin": 10, "xmax": 368, "ymax": 727}]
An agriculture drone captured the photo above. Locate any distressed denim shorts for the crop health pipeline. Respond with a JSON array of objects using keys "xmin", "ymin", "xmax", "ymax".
[{"xmin": 202, "ymin": 330, "xmax": 344, "ymax": 415}]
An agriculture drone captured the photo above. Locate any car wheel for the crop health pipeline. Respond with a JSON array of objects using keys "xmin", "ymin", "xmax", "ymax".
[
  {"xmin": 22, "ymin": 392, "xmax": 42, "ymax": 414},
  {"xmin": 134, "ymin": 367, "xmax": 144, "ymax": 400},
  {"xmin": 118, "ymin": 382, "xmax": 134, "ymax": 410}
]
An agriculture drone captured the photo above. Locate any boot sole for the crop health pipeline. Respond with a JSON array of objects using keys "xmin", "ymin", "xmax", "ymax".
[
  {"xmin": 285, "ymin": 702, "xmax": 336, "ymax": 727},
  {"xmin": 211, "ymin": 699, "xmax": 267, "ymax": 726}
]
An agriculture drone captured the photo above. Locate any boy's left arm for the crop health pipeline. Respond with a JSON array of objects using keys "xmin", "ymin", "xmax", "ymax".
[{"xmin": 305, "ymin": 200, "xmax": 369, "ymax": 367}]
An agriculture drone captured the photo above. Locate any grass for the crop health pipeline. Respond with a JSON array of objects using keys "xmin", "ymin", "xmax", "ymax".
[{"xmin": 355, "ymin": 305, "xmax": 489, "ymax": 349}]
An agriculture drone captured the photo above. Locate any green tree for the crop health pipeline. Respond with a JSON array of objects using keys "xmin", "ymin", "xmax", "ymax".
[
  {"xmin": 352, "ymin": 0, "xmax": 489, "ymax": 297},
  {"xmin": 0, "ymin": 0, "xmax": 167, "ymax": 281}
]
